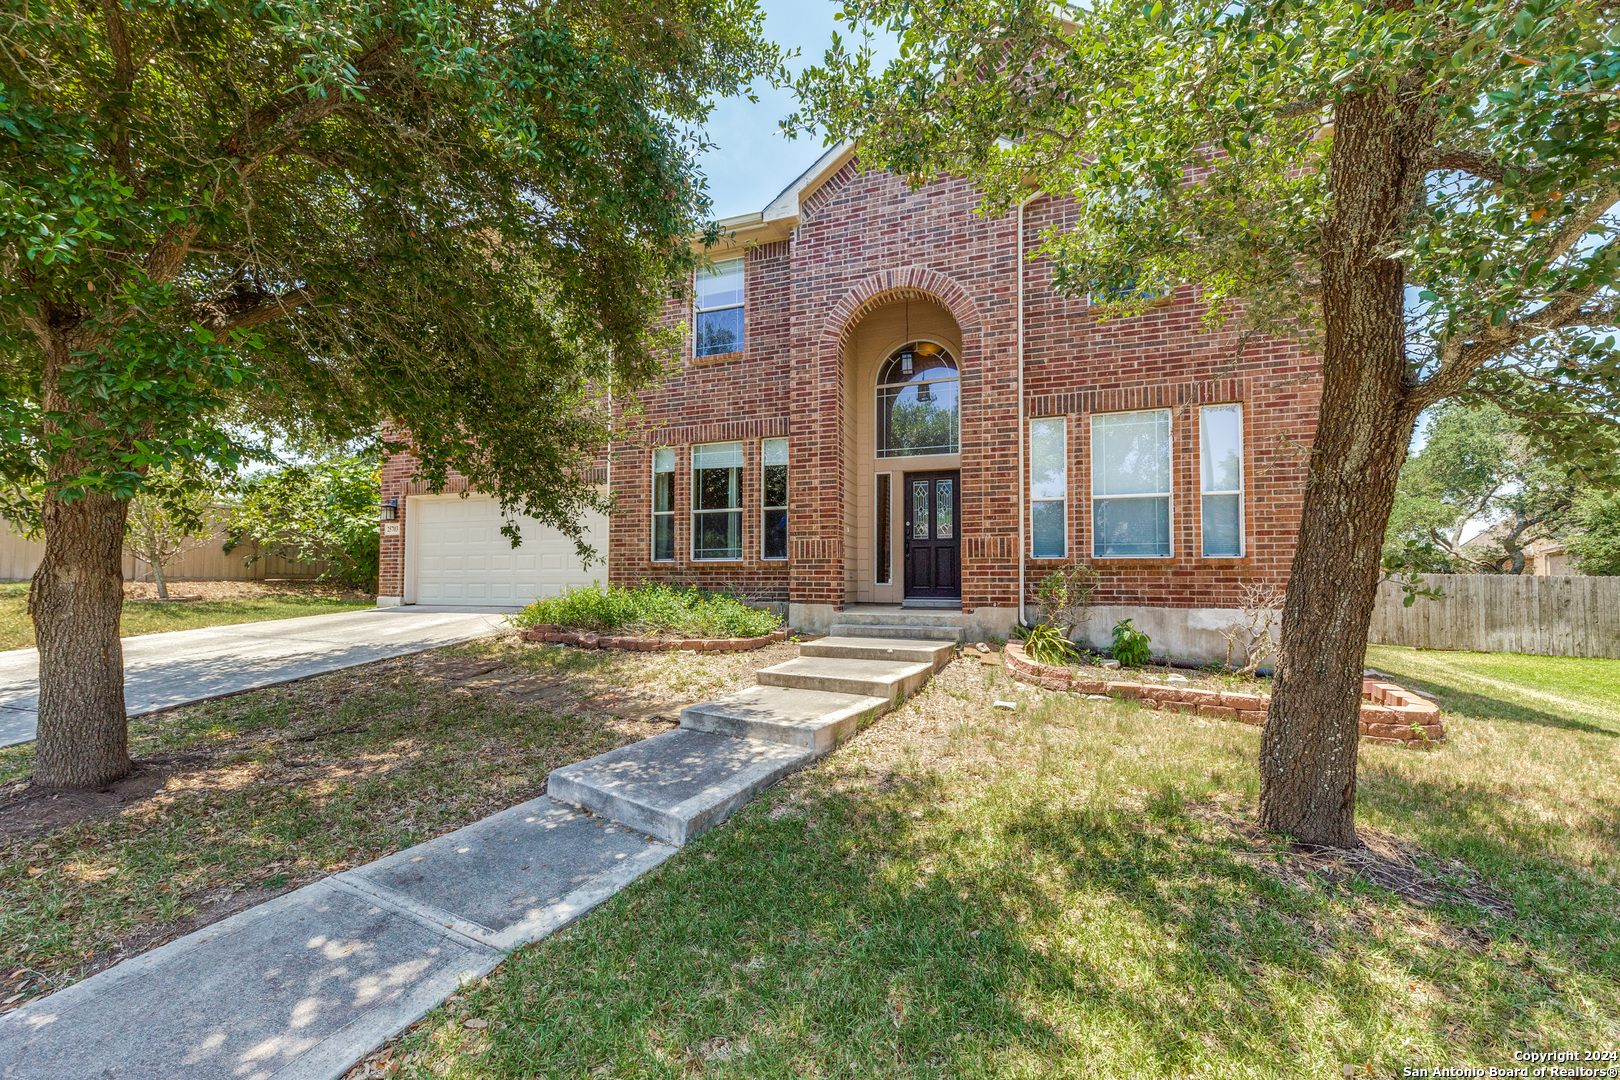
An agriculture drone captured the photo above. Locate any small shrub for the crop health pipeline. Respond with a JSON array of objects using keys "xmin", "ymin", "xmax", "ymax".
[
  {"xmin": 1023, "ymin": 623, "xmax": 1077, "ymax": 667},
  {"xmin": 1032, "ymin": 564, "xmax": 1100, "ymax": 635},
  {"xmin": 508, "ymin": 583, "xmax": 781, "ymax": 639},
  {"xmin": 1111, "ymin": 618, "xmax": 1153, "ymax": 668}
]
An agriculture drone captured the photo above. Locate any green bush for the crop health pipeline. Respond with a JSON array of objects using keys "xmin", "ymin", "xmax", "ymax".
[
  {"xmin": 1110, "ymin": 618, "xmax": 1153, "ymax": 668},
  {"xmin": 1023, "ymin": 622, "xmax": 1077, "ymax": 667},
  {"xmin": 508, "ymin": 583, "xmax": 782, "ymax": 639}
]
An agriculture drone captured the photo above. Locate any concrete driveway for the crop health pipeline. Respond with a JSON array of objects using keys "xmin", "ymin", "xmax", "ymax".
[{"xmin": 0, "ymin": 607, "xmax": 513, "ymax": 748}]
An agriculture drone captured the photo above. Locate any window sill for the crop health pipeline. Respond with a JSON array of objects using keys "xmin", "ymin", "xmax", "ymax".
[
  {"xmin": 691, "ymin": 557, "xmax": 745, "ymax": 563},
  {"xmin": 691, "ymin": 350, "xmax": 745, "ymax": 367}
]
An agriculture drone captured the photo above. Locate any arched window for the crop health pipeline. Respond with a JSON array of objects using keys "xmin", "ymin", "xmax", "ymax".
[{"xmin": 877, "ymin": 342, "xmax": 959, "ymax": 457}]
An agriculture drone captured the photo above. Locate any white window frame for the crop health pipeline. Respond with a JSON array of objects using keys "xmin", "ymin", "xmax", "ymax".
[
  {"xmin": 691, "ymin": 440, "xmax": 745, "ymax": 561},
  {"xmin": 1200, "ymin": 403, "xmax": 1245, "ymax": 558},
  {"xmin": 651, "ymin": 447, "xmax": 676, "ymax": 563},
  {"xmin": 1090, "ymin": 408, "xmax": 1174, "ymax": 559},
  {"xmin": 1029, "ymin": 416, "xmax": 1067, "ymax": 559},
  {"xmin": 761, "ymin": 437, "xmax": 788, "ymax": 561},
  {"xmin": 694, "ymin": 258, "xmax": 745, "ymax": 358}
]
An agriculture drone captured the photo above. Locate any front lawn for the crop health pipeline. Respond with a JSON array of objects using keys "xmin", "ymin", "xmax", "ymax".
[
  {"xmin": 1366, "ymin": 642, "xmax": 1620, "ymax": 736},
  {"xmin": 360, "ymin": 648, "xmax": 1620, "ymax": 1079},
  {"xmin": 0, "ymin": 581, "xmax": 375, "ymax": 652},
  {"xmin": 0, "ymin": 637, "xmax": 797, "ymax": 1008}
]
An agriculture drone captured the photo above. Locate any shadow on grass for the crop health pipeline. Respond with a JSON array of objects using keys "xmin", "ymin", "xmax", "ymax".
[
  {"xmin": 1379, "ymin": 669, "xmax": 1617, "ymax": 737},
  {"xmin": 430, "ymin": 769, "xmax": 1606, "ymax": 1078},
  {"xmin": 1356, "ymin": 760, "xmax": 1620, "ymax": 977}
]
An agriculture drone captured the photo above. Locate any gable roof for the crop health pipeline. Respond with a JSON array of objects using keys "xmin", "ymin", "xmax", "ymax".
[{"xmin": 696, "ymin": 142, "xmax": 856, "ymax": 253}]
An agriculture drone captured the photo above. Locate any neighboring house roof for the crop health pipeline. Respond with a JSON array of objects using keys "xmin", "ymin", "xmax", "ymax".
[{"xmin": 693, "ymin": 142, "xmax": 857, "ymax": 253}]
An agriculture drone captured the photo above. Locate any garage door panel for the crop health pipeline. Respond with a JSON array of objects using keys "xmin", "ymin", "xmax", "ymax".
[{"xmin": 411, "ymin": 495, "xmax": 604, "ymax": 606}]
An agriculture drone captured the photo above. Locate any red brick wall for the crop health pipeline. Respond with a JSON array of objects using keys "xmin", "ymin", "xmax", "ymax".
[
  {"xmin": 605, "ymin": 239, "xmax": 794, "ymax": 602},
  {"xmin": 383, "ymin": 163, "xmax": 1321, "ymax": 614},
  {"xmin": 1020, "ymin": 194, "xmax": 1319, "ymax": 609}
]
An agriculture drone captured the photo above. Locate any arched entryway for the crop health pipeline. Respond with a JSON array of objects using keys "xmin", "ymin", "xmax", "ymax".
[{"xmin": 840, "ymin": 293, "xmax": 964, "ymax": 605}]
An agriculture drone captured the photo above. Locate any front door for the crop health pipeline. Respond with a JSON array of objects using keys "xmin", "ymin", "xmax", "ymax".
[{"xmin": 903, "ymin": 471, "xmax": 960, "ymax": 600}]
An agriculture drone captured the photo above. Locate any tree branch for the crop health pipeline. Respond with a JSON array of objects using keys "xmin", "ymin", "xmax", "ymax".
[
  {"xmin": 1425, "ymin": 147, "xmax": 1512, "ymax": 183},
  {"xmin": 141, "ymin": 35, "xmax": 401, "ymax": 285},
  {"xmin": 204, "ymin": 286, "xmax": 322, "ymax": 332},
  {"xmin": 1414, "ymin": 187, "xmax": 1620, "ymax": 405}
]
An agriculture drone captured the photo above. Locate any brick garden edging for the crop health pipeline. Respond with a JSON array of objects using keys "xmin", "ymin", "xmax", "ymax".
[
  {"xmin": 1001, "ymin": 642, "xmax": 1446, "ymax": 749},
  {"xmin": 518, "ymin": 626, "xmax": 788, "ymax": 652}
]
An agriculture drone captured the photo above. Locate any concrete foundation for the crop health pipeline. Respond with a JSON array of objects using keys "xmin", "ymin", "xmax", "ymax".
[{"xmin": 1073, "ymin": 605, "xmax": 1280, "ymax": 665}]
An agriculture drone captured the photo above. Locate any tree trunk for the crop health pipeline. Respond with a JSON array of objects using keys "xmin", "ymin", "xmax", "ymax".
[
  {"xmin": 1257, "ymin": 85, "xmax": 1434, "ymax": 847},
  {"xmin": 151, "ymin": 535, "xmax": 169, "ymax": 600},
  {"xmin": 29, "ymin": 489, "xmax": 132, "ymax": 789}
]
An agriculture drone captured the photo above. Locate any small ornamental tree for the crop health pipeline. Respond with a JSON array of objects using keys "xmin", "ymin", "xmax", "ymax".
[
  {"xmin": 795, "ymin": 0, "xmax": 1619, "ymax": 843},
  {"xmin": 124, "ymin": 468, "xmax": 220, "ymax": 599},
  {"xmin": 226, "ymin": 457, "xmax": 382, "ymax": 590},
  {"xmin": 1, "ymin": 0, "xmax": 781, "ymax": 789}
]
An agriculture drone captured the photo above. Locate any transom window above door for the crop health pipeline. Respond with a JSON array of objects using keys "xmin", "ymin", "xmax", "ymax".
[{"xmin": 877, "ymin": 341, "xmax": 960, "ymax": 457}]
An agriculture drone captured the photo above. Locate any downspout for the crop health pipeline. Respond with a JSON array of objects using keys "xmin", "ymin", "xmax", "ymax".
[{"xmin": 1016, "ymin": 189, "xmax": 1038, "ymax": 629}]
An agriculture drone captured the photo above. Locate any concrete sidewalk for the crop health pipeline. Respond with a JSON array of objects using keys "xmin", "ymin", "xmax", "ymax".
[
  {"xmin": 0, "ymin": 631, "xmax": 953, "ymax": 1079},
  {"xmin": 0, "ymin": 799, "xmax": 674, "ymax": 1080},
  {"xmin": 0, "ymin": 607, "xmax": 512, "ymax": 748}
]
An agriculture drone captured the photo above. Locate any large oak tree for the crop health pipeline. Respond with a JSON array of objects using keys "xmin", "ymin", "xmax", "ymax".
[
  {"xmin": 1, "ymin": 0, "xmax": 780, "ymax": 789},
  {"xmin": 793, "ymin": 0, "xmax": 1619, "ymax": 844}
]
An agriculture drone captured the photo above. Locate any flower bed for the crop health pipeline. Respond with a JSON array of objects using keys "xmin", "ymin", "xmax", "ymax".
[
  {"xmin": 1002, "ymin": 642, "xmax": 1445, "ymax": 749},
  {"xmin": 518, "ymin": 625, "xmax": 788, "ymax": 652}
]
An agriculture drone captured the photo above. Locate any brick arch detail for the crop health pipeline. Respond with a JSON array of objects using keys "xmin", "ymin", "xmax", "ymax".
[{"xmin": 820, "ymin": 267, "xmax": 983, "ymax": 357}]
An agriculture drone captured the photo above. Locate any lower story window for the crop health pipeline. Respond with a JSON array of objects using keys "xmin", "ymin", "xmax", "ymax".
[
  {"xmin": 1092, "ymin": 409, "xmax": 1172, "ymax": 557},
  {"xmin": 652, "ymin": 447, "xmax": 675, "ymax": 562},
  {"xmin": 1030, "ymin": 417, "xmax": 1067, "ymax": 558},
  {"xmin": 692, "ymin": 441, "xmax": 744, "ymax": 560},
  {"xmin": 875, "ymin": 473, "xmax": 892, "ymax": 584},
  {"xmin": 762, "ymin": 438, "xmax": 787, "ymax": 560}
]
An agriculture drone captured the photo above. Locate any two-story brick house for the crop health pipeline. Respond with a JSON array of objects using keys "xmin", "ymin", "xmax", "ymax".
[{"xmin": 378, "ymin": 145, "xmax": 1320, "ymax": 658}]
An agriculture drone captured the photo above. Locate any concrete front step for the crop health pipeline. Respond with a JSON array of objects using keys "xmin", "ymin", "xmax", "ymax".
[
  {"xmin": 830, "ymin": 623, "xmax": 963, "ymax": 642},
  {"xmin": 547, "ymin": 729, "xmax": 811, "ymax": 847},
  {"xmin": 680, "ymin": 684, "xmax": 889, "ymax": 755},
  {"xmin": 756, "ymin": 655, "xmax": 934, "ymax": 702},
  {"xmin": 798, "ymin": 636, "xmax": 956, "ymax": 670}
]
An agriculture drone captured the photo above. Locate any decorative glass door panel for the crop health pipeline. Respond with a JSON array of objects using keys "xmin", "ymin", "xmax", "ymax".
[{"xmin": 903, "ymin": 471, "xmax": 960, "ymax": 599}]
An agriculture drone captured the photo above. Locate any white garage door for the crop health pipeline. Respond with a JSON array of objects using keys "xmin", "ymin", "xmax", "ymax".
[{"xmin": 408, "ymin": 494, "xmax": 606, "ymax": 606}]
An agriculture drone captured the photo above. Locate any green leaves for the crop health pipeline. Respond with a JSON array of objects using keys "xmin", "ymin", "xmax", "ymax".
[
  {"xmin": 793, "ymin": 0, "xmax": 1618, "ymax": 409},
  {"xmin": 0, "ymin": 0, "xmax": 781, "ymax": 529}
]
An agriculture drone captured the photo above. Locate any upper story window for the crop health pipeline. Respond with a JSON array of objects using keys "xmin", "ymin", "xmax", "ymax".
[
  {"xmin": 695, "ymin": 258, "xmax": 745, "ymax": 357},
  {"xmin": 877, "ymin": 342, "xmax": 959, "ymax": 457}
]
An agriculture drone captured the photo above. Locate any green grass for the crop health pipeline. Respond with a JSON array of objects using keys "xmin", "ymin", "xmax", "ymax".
[
  {"xmin": 0, "ymin": 582, "xmax": 373, "ymax": 652},
  {"xmin": 1366, "ymin": 643, "xmax": 1620, "ymax": 736},
  {"xmin": 508, "ymin": 582, "xmax": 782, "ymax": 639},
  {"xmin": 369, "ymin": 651, "xmax": 1620, "ymax": 1079},
  {"xmin": 0, "ymin": 637, "xmax": 789, "ymax": 998}
]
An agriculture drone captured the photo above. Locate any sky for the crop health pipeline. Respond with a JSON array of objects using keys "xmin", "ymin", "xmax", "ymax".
[{"xmin": 693, "ymin": 0, "xmax": 887, "ymax": 218}]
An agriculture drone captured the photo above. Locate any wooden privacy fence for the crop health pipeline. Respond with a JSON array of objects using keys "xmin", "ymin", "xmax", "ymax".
[
  {"xmin": 0, "ymin": 512, "xmax": 335, "ymax": 583},
  {"xmin": 1369, "ymin": 573, "xmax": 1620, "ymax": 658}
]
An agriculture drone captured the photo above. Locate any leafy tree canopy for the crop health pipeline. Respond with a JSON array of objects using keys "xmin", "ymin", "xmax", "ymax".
[
  {"xmin": 1384, "ymin": 403, "xmax": 1591, "ymax": 573},
  {"xmin": 1, "ymin": 0, "xmax": 782, "ymax": 540},
  {"xmin": 225, "ymin": 455, "xmax": 381, "ymax": 589},
  {"xmin": 1567, "ymin": 491, "xmax": 1620, "ymax": 573},
  {"xmin": 791, "ymin": 0, "xmax": 1620, "ymax": 464}
]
